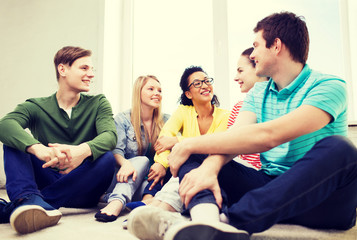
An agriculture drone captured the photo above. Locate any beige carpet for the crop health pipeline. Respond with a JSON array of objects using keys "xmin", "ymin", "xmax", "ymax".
[{"xmin": 0, "ymin": 189, "xmax": 356, "ymax": 240}]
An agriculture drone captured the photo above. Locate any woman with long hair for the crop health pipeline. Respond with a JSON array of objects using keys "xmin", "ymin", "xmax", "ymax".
[
  {"xmin": 127, "ymin": 66, "xmax": 229, "ymax": 213},
  {"xmin": 95, "ymin": 75, "xmax": 169, "ymax": 222},
  {"xmin": 228, "ymin": 47, "xmax": 269, "ymax": 169}
]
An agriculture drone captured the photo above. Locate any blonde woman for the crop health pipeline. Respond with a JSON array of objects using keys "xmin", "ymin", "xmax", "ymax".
[
  {"xmin": 95, "ymin": 75, "xmax": 169, "ymax": 222},
  {"xmin": 126, "ymin": 66, "xmax": 229, "ymax": 214}
]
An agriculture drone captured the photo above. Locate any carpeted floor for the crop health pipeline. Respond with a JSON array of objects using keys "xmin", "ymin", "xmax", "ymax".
[{"xmin": 0, "ymin": 189, "xmax": 356, "ymax": 240}]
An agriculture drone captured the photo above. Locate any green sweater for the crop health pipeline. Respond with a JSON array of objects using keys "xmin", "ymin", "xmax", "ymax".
[{"xmin": 0, "ymin": 93, "xmax": 117, "ymax": 161}]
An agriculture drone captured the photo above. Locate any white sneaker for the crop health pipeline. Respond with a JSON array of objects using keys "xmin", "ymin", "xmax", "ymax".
[
  {"xmin": 164, "ymin": 221, "xmax": 250, "ymax": 240},
  {"xmin": 127, "ymin": 206, "xmax": 188, "ymax": 240}
]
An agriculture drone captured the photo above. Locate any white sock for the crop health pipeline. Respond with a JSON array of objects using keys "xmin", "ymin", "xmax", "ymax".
[
  {"xmin": 189, "ymin": 203, "xmax": 220, "ymax": 222},
  {"xmin": 219, "ymin": 212, "xmax": 229, "ymax": 224}
]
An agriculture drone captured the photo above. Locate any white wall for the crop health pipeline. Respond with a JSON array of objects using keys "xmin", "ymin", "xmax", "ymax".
[
  {"xmin": 0, "ymin": 0, "xmax": 105, "ymax": 119},
  {"xmin": 131, "ymin": 0, "xmax": 215, "ymax": 114},
  {"xmin": 227, "ymin": 0, "xmax": 344, "ymax": 107},
  {"xmin": 0, "ymin": 0, "xmax": 105, "ymax": 187},
  {"xmin": 340, "ymin": 0, "xmax": 357, "ymax": 123},
  {"xmin": 1, "ymin": 0, "xmax": 357, "ymax": 187}
]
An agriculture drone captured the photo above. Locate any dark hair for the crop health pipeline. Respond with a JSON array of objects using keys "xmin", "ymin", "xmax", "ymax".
[
  {"xmin": 254, "ymin": 11, "xmax": 309, "ymax": 64},
  {"xmin": 179, "ymin": 65, "xmax": 219, "ymax": 106},
  {"xmin": 54, "ymin": 46, "xmax": 92, "ymax": 80},
  {"xmin": 241, "ymin": 47, "xmax": 256, "ymax": 68}
]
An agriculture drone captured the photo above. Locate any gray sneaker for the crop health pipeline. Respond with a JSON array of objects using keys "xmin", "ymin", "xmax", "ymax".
[
  {"xmin": 9, "ymin": 194, "xmax": 62, "ymax": 234},
  {"xmin": 164, "ymin": 221, "xmax": 250, "ymax": 240},
  {"xmin": 127, "ymin": 206, "xmax": 188, "ymax": 240}
]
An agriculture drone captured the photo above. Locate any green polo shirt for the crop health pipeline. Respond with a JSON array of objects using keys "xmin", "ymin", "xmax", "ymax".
[
  {"xmin": 241, "ymin": 65, "xmax": 347, "ymax": 175},
  {"xmin": 0, "ymin": 93, "xmax": 117, "ymax": 161}
]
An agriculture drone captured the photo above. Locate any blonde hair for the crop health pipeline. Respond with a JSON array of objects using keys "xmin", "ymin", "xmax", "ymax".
[{"xmin": 131, "ymin": 75, "xmax": 165, "ymax": 155}]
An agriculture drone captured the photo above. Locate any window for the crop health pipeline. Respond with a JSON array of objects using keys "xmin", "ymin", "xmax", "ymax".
[{"xmin": 103, "ymin": 0, "xmax": 356, "ymax": 122}]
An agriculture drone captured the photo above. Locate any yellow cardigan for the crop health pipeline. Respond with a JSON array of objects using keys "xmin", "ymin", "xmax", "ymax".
[{"xmin": 154, "ymin": 104, "xmax": 229, "ymax": 169}]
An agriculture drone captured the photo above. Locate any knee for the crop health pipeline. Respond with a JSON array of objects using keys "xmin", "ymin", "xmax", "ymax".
[
  {"xmin": 178, "ymin": 154, "xmax": 207, "ymax": 180},
  {"xmin": 95, "ymin": 152, "xmax": 116, "ymax": 172},
  {"xmin": 130, "ymin": 156, "xmax": 150, "ymax": 172},
  {"xmin": 318, "ymin": 136, "xmax": 357, "ymax": 166},
  {"xmin": 322, "ymin": 135, "xmax": 357, "ymax": 154}
]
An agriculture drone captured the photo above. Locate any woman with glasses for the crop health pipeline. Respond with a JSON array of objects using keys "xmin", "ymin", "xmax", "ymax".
[
  {"xmin": 95, "ymin": 75, "xmax": 170, "ymax": 222},
  {"xmin": 126, "ymin": 65, "xmax": 229, "ymax": 213}
]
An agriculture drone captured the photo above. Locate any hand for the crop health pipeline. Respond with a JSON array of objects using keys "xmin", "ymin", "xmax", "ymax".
[
  {"xmin": 117, "ymin": 160, "xmax": 137, "ymax": 183},
  {"xmin": 27, "ymin": 143, "xmax": 68, "ymax": 169},
  {"xmin": 154, "ymin": 136, "xmax": 178, "ymax": 154},
  {"xmin": 147, "ymin": 162, "xmax": 166, "ymax": 190},
  {"xmin": 45, "ymin": 143, "xmax": 91, "ymax": 174},
  {"xmin": 179, "ymin": 164, "xmax": 222, "ymax": 209},
  {"xmin": 168, "ymin": 140, "xmax": 192, "ymax": 177}
]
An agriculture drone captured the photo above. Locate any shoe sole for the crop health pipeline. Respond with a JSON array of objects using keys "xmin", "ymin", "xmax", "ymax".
[
  {"xmin": 128, "ymin": 206, "xmax": 186, "ymax": 240},
  {"xmin": 10, "ymin": 205, "xmax": 62, "ymax": 234},
  {"xmin": 165, "ymin": 221, "xmax": 250, "ymax": 240}
]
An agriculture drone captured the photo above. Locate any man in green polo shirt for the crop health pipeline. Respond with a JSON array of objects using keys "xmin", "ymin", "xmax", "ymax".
[
  {"xmin": 0, "ymin": 46, "xmax": 117, "ymax": 234},
  {"xmin": 125, "ymin": 12, "xmax": 357, "ymax": 240}
]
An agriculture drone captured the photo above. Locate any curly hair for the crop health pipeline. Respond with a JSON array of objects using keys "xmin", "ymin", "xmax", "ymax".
[{"xmin": 178, "ymin": 65, "xmax": 219, "ymax": 106}]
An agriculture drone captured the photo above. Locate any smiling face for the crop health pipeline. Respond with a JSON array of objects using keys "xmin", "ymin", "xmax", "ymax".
[
  {"xmin": 185, "ymin": 71, "xmax": 214, "ymax": 105},
  {"xmin": 140, "ymin": 77, "xmax": 162, "ymax": 110},
  {"xmin": 234, "ymin": 55, "xmax": 262, "ymax": 93},
  {"xmin": 59, "ymin": 56, "xmax": 94, "ymax": 93},
  {"xmin": 250, "ymin": 30, "xmax": 277, "ymax": 78}
]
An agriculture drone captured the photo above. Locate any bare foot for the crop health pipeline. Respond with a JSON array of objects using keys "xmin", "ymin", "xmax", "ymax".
[
  {"xmin": 100, "ymin": 200, "xmax": 123, "ymax": 216},
  {"xmin": 142, "ymin": 194, "xmax": 154, "ymax": 204}
]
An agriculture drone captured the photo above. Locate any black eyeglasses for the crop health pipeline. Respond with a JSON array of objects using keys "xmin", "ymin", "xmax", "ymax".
[{"xmin": 188, "ymin": 78, "xmax": 214, "ymax": 88}]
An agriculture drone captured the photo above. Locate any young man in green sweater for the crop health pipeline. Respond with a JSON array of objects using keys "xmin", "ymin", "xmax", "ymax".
[{"xmin": 0, "ymin": 46, "xmax": 117, "ymax": 234}]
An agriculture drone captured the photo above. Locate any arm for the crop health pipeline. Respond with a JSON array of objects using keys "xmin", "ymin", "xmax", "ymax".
[
  {"xmin": 0, "ymin": 102, "xmax": 41, "ymax": 152},
  {"xmin": 147, "ymin": 107, "xmax": 184, "ymax": 189},
  {"xmin": 179, "ymin": 154, "xmax": 234, "ymax": 208},
  {"xmin": 154, "ymin": 136, "xmax": 179, "ymax": 155},
  {"xmin": 153, "ymin": 106, "xmax": 184, "ymax": 169},
  {"xmin": 171, "ymin": 105, "xmax": 331, "ymax": 207},
  {"xmin": 0, "ymin": 102, "xmax": 71, "ymax": 169},
  {"xmin": 44, "ymin": 96, "xmax": 117, "ymax": 172},
  {"xmin": 42, "ymin": 143, "xmax": 92, "ymax": 174},
  {"xmin": 169, "ymin": 105, "xmax": 331, "ymax": 177},
  {"xmin": 85, "ymin": 96, "xmax": 117, "ymax": 160},
  {"xmin": 110, "ymin": 112, "xmax": 137, "ymax": 182}
]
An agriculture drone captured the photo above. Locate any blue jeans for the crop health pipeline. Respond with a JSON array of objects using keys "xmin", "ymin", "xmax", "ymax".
[
  {"xmin": 178, "ymin": 136, "xmax": 357, "ymax": 234},
  {"xmin": 143, "ymin": 168, "xmax": 172, "ymax": 197},
  {"xmin": 4, "ymin": 145, "xmax": 115, "ymax": 209}
]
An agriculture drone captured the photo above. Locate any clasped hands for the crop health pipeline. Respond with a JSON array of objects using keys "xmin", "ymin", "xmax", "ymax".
[{"xmin": 27, "ymin": 143, "xmax": 89, "ymax": 174}]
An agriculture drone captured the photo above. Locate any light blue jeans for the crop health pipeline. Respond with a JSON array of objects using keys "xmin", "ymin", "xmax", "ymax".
[{"xmin": 103, "ymin": 156, "xmax": 150, "ymax": 210}]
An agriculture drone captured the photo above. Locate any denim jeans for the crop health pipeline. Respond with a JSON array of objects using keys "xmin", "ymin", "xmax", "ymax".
[
  {"xmin": 143, "ymin": 168, "xmax": 172, "ymax": 197},
  {"xmin": 4, "ymin": 145, "xmax": 115, "ymax": 209},
  {"xmin": 103, "ymin": 156, "xmax": 150, "ymax": 208},
  {"xmin": 178, "ymin": 135, "xmax": 357, "ymax": 234}
]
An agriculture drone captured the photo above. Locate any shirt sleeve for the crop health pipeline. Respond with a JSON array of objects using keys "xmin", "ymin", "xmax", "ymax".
[
  {"xmin": 240, "ymin": 86, "xmax": 257, "ymax": 114},
  {"xmin": 302, "ymin": 79, "xmax": 347, "ymax": 122},
  {"xmin": 112, "ymin": 112, "xmax": 128, "ymax": 157},
  {"xmin": 0, "ymin": 102, "xmax": 40, "ymax": 152},
  {"xmin": 154, "ymin": 106, "xmax": 184, "ymax": 169},
  {"xmin": 86, "ymin": 96, "xmax": 117, "ymax": 160}
]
